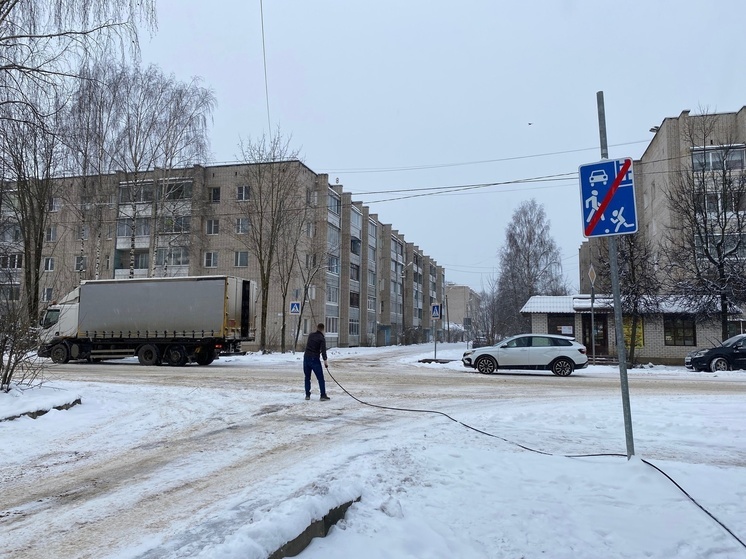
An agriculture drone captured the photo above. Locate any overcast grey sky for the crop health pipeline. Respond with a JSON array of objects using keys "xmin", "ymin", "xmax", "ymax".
[{"xmin": 139, "ymin": 0, "xmax": 746, "ymax": 291}]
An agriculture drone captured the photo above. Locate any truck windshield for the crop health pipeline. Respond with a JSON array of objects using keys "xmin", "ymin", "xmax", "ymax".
[{"xmin": 42, "ymin": 309, "xmax": 60, "ymax": 329}]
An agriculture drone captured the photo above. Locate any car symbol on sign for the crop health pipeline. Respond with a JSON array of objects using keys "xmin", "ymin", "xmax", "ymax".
[{"xmin": 589, "ymin": 169, "xmax": 608, "ymax": 186}]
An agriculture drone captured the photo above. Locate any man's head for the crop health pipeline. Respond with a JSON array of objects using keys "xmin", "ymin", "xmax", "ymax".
[{"xmin": 317, "ymin": 323, "xmax": 325, "ymax": 332}]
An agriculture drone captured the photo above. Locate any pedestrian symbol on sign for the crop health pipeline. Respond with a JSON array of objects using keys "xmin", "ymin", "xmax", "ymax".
[
  {"xmin": 431, "ymin": 304, "xmax": 441, "ymax": 320},
  {"xmin": 289, "ymin": 302, "xmax": 301, "ymax": 315}
]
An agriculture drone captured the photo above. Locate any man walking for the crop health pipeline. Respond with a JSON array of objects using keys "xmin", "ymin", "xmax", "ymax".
[{"xmin": 304, "ymin": 323, "xmax": 330, "ymax": 401}]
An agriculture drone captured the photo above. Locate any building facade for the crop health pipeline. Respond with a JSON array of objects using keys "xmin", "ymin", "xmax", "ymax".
[{"xmin": 3, "ymin": 161, "xmax": 445, "ymax": 350}]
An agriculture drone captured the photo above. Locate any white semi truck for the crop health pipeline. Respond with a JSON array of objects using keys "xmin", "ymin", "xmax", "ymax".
[{"xmin": 38, "ymin": 276, "xmax": 255, "ymax": 366}]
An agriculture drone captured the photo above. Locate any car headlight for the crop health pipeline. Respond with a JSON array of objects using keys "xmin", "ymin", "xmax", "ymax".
[
  {"xmin": 463, "ymin": 351, "xmax": 474, "ymax": 358},
  {"xmin": 692, "ymin": 350, "xmax": 708, "ymax": 358}
]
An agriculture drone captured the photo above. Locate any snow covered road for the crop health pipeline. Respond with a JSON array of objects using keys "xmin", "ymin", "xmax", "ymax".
[{"xmin": 2, "ymin": 344, "xmax": 745, "ymax": 558}]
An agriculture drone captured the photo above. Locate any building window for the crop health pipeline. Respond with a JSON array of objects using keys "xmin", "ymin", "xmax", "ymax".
[
  {"xmin": 45, "ymin": 226, "xmax": 57, "ymax": 242},
  {"xmin": 160, "ymin": 216, "xmax": 191, "ymax": 233},
  {"xmin": 48, "ymin": 197, "xmax": 61, "ymax": 212},
  {"xmin": 78, "ymin": 225, "xmax": 89, "ymax": 240},
  {"xmin": 368, "ymin": 296, "xmax": 376, "ymax": 311},
  {"xmin": 204, "ymin": 251, "xmax": 218, "ymax": 268},
  {"xmin": 44, "ymin": 257, "xmax": 54, "ymax": 272},
  {"xmin": 328, "ymin": 194, "xmax": 341, "ymax": 215},
  {"xmin": 326, "ymin": 285, "xmax": 339, "ymax": 304},
  {"xmin": 664, "ymin": 315, "xmax": 696, "ymax": 346},
  {"xmin": 119, "ymin": 182, "xmax": 154, "ymax": 203},
  {"xmin": 132, "ymin": 252, "xmax": 149, "ymax": 269},
  {"xmin": 210, "ymin": 187, "xmax": 221, "ymax": 203},
  {"xmin": 206, "ymin": 219, "xmax": 220, "ymax": 235},
  {"xmin": 160, "ymin": 181, "xmax": 192, "ymax": 200},
  {"xmin": 42, "ymin": 288, "xmax": 53, "ymax": 303},
  {"xmin": 237, "ymin": 185, "xmax": 249, "ymax": 200},
  {"xmin": 623, "ymin": 316, "xmax": 645, "ymax": 348},
  {"xmin": 328, "ymin": 254, "xmax": 340, "ymax": 275},
  {"xmin": 350, "ymin": 291, "xmax": 360, "ymax": 308},
  {"xmin": 349, "ymin": 319, "xmax": 359, "ymax": 336},
  {"xmin": 548, "ymin": 314, "xmax": 575, "ymax": 337},
  {"xmin": 0, "ymin": 253, "xmax": 22, "ymax": 268},
  {"xmin": 235, "ymin": 217, "xmax": 249, "ymax": 234},
  {"xmin": 305, "ymin": 254, "xmax": 317, "ymax": 268},
  {"xmin": 117, "ymin": 217, "xmax": 150, "ymax": 237},
  {"xmin": 75, "ymin": 256, "xmax": 87, "ymax": 272},
  {"xmin": 351, "ymin": 237, "xmax": 361, "ymax": 255},
  {"xmin": 350, "ymin": 263, "xmax": 360, "ymax": 281},
  {"xmin": 156, "ymin": 247, "xmax": 189, "ymax": 266},
  {"xmin": 234, "ymin": 251, "xmax": 249, "ymax": 267},
  {"xmin": 325, "ymin": 316, "xmax": 339, "ymax": 334},
  {"xmin": 691, "ymin": 146, "xmax": 746, "ymax": 172},
  {"xmin": 0, "ymin": 284, "xmax": 20, "ymax": 301}
]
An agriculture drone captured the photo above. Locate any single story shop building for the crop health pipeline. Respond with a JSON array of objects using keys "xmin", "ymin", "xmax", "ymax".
[{"xmin": 520, "ymin": 295, "xmax": 744, "ymax": 365}]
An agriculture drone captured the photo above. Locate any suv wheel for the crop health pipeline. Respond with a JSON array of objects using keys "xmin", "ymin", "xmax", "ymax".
[
  {"xmin": 551, "ymin": 358, "xmax": 574, "ymax": 376},
  {"xmin": 475, "ymin": 355, "xmax": 497, "ymax": 374},
  {"xmin": 709, "ymin": 357, "xmax": 730, "ymax": 372}
]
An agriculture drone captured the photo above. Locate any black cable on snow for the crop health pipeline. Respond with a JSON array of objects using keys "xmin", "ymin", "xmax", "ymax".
[{"xmin": 324, "ymin": 367, "xmax": 746, "ymax": 552}]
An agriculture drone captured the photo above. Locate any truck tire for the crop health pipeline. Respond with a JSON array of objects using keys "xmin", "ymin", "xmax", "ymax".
[
  {"xmin": 165, "ymin": 345, "xmax": 188, "ymax": 366},
  {"xmin": 195, "ymin": 346, "xmax": 215, "ymax": 366},
  {"xmin": 50, "ymin": 343, "xmax": 70, "ymax": 364},
  {"xmin": 137, "ymin": 344, "xmax": 160, "ymax": 366}
]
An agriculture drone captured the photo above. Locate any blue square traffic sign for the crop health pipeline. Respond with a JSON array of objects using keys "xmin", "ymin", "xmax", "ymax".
[{"xmin": 579, "ymin": 158, "xmax": 638, "ymax": 238}]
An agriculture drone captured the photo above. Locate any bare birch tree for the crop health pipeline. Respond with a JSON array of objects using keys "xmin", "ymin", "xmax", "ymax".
[
  {"xmin": 495, "ymin": 199, "xmax": 567, "ymax": 334},
  {"xmin": 0, "ymin": 0, "xmax": 156, "ymax": 117}
]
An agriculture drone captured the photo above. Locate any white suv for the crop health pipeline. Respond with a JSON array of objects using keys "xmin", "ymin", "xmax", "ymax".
[{"xmin": 462, "ymin": 333, "xmax": 588, "ymax": 376}]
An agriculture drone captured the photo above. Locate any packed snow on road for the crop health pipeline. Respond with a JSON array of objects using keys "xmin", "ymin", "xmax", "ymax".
[{"xmin": 1, "ymin": 343, "xmax": 745, "ymax": 559}]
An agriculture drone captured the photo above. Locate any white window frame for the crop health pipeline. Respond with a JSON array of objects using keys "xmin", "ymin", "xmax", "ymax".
[
  {"xmin": 234, "ymin": 251, "xmax": 249, "ymax": 267},
  {"xmin": 204, "ymin": 251, "xmax": 218, "ymax": 268}
]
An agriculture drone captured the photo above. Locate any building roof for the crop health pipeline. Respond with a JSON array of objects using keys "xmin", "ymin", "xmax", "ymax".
[
  {"xmin": 520, "ymin": 295, "xmax": 612, "ymax": 314},
  {"xmin": 521, "ymin": 295, "xmax": 742, "ymax": 315}
]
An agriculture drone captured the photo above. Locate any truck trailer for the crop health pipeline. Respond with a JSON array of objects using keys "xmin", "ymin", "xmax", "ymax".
[{"xmin": 38, "ymin": 275, "xmax": 255, "ymax": 366}]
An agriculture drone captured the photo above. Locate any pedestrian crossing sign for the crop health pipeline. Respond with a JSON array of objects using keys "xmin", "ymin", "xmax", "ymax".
[
  {"xmin": 431, "ymin": 304, "xmax": 441, "ymax": 320},
  {"xmin": 290, "ymin": 301, "xmax": 301, "ymax": 315}
]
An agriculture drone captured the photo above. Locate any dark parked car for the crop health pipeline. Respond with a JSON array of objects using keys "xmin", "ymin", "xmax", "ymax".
[{"xmin": 685, "ymin": 333, "xmax": 746, "ymax": 372}]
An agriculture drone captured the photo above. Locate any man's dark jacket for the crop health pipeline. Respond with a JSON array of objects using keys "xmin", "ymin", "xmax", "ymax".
[{"xmin": 304, "ymin": 331, "xmax": 327, "ymax": 361}]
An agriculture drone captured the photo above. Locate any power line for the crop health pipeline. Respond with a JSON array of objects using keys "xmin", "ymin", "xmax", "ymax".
[
  {"xmin": 319, "ymin": 140, "xmax": 650, "ymax": 174},
  {"xmin": 259, "ymin": 0, "xmax": 272, "ymax": 138}
]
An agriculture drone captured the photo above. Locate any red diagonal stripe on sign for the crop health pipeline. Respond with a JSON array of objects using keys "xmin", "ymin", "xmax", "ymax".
[{"xmin": 585, "ymin": 158, "xmax": 632, "ymax": 237}]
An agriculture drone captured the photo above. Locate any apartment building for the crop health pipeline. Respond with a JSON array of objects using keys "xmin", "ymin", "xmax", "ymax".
[{"xmin": 6, "ymin": 161, "xmax": 445, "ymax": 350}]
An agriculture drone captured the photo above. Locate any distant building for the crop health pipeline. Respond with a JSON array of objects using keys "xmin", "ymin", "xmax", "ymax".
[{"xmin": 2, "ymin": 161, "xmax": 446, "ymax": 350}]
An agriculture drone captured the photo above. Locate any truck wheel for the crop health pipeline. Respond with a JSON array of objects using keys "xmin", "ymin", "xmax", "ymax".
[
  {"xmin": 165, "ymin": 345, "xmax": 188, "ymax": 366},
  {"xmin": 195, "ymin": 346, "xmax": 215, "ymax": 366},
  {"xmin": 50, "ymin": 343, "xmax": 70, "ymax": 364},
  {"xmin": 137, "ymin": 344, "xmax": 160, "ymax": 366}
]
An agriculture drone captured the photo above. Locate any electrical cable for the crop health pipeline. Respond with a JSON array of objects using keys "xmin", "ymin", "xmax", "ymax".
[{"xmin": 324, "ymin": 365, "xmax": 746, "ymax": 551}]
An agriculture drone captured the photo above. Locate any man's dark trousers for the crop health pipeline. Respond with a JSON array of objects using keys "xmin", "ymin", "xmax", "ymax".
[{"xmin": 303, "ymin": 355, "xmax": 326, "ymax": 396}]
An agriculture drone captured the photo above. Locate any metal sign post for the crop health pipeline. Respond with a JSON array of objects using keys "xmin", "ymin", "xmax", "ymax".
[
  {"xmin": 583, "ymin": 91, "xmax": 635, "ymax": 459},
  {"xmin": 589, "ymin": 265, "xmax": 596, "ymax": 365},
  {"xmin": 431, "ymin": 303, "xmax": 441, "ymax": 359}
]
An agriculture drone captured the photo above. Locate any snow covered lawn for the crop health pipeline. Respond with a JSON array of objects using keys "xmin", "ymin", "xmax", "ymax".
[{"xmin": 1, "ymin": 343, "xmax": 745, "ymax": 558}]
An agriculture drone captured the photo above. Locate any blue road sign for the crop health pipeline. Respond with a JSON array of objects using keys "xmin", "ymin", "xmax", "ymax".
[
  {"xmin": 431, "ymin": 304, "xmax": 441, "ymax": 320},
  {"xmin": 289, "ymin": 301, "xmax": 301, "ymax": 315},
  {"xmin": 579, "ymin": 158, "xmax": 638, "ymax": 238}
]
